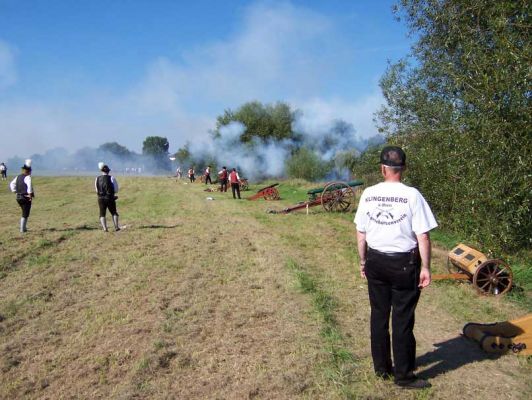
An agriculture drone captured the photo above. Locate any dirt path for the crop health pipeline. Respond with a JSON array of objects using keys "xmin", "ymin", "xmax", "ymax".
[{"xmin": 0, "ymin": 177, "xmax": 530, "ymax": 399}]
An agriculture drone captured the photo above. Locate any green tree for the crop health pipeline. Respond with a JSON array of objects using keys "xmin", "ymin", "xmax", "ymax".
[
  {"xmin": 173, "ymin": 143, "xmax": 191, "ymax": 166},
  {"xmin": 98, "ymin": 142, "xmax": 132, "ymax": 158},
  {"xmin": 376, "ymin": 0, "xmax": 530, "ymax": 252},
  {"xmin": 215, "ymin": 101, "xmax": 296, "ymax": 143},
  {"xmin": 285, "ymin": 147, "xmax": 329, "ymax": 181},
  {"xmin": 143, "ymin": 136, "xmax": 170, "ymax": 171}
]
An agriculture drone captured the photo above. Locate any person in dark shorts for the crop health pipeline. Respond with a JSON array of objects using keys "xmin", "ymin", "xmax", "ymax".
[
  {"xmin": 10, "ymin": 159, "xmax": 34, "ymax": 233},
  {"xmin": 95, "ymin": 162, "xmax": 120, "ymax": 232},
  {"xmin": 0, "ymin": 162, "xmax": 7, "ymax": 180}
]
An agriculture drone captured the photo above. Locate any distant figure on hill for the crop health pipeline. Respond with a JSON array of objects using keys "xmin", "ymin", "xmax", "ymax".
[
  {"xmin": 0, "ymin": 162, "xmax": 7, "ymax": 180},
  {"xmin": 204, "ymin": 165, "xmax": 212, "ymax": 184},
  {"xmin": 188, "ymin": 166, "xmax": 195, "ymax": 183},
  {"xmin": 218, "ymin": 166, "xmax": 228, "ymax": 192},
  {"xmin": 229, "ymin": 168, "xmax": 241, "ymax": 199},
  {"xmin": 95, "ymin": 162, "xmax": 120, "ymax": 232},
  {"xmin": 176, "ymin": 166, "xmax": 182, "ymax": 179},
  {"xmin": 9, "ymin": 159, "xmax": 34, "ymax": 233}
]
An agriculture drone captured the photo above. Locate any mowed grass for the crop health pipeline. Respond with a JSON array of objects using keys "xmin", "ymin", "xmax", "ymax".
[{"xmin": 0, "ymin": 176, "xmax": 530, "ymax": 400}]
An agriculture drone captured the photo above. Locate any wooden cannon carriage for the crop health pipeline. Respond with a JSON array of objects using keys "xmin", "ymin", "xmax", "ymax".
[
  {"xmin": 268, "ymin": 180, "xmax": 363, "ymax": 214},
  {"xmin": 247, "ymin": 183, "xmax": 280, "ymax": 201},
  {"xmin": 433, "ymin": 243, "xmax": 513, "ymax": 296}
]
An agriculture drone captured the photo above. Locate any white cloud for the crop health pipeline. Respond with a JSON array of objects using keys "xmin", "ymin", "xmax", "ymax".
[
  {"xmin": 131, "ymin": 2, "xmax": 333, "ymax": 110},
  {"xmin": 0, "ymin": 40, "xmax": 17, "ymax": 89}
]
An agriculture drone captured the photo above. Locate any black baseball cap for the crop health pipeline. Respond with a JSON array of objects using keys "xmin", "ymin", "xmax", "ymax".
[{"xmin": 380, "ymin": 146, "xmax": 406, "ymax": 167}]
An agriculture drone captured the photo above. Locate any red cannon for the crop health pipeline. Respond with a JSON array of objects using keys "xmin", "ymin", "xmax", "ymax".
[{"xmin": 247, "ymin": 183, "xmax": 280, "ymax": 201}]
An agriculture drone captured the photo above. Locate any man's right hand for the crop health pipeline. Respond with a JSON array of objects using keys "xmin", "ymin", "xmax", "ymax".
[{"xmin": 418, "ymin": 267, "xmax": 431, "ymax": 288}]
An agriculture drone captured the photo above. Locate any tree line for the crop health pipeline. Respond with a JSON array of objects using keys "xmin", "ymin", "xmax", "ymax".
[
  {"xmin": 7, "ymin": 137, "xmax": 172, "ymax": 174},
  {"xmin": 353, "ymin": 0, "xmax": 530, "ymax": 253}
]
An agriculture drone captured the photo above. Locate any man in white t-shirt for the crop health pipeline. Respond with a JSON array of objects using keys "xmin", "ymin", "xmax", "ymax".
[{"xmin": 354, "ymin": 146, "xmax": 437, "ymax": 390}]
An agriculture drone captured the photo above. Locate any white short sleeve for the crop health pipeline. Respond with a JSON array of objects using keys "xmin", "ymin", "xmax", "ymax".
[{"xmin": 411, "ymin": 191, "xmax": 438, "ymax": 234}]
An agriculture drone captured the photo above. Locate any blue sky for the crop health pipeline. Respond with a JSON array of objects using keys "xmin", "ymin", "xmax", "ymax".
[{"xmin": 0, "ymin": 0, "xmax": 412, "ymax": 161}]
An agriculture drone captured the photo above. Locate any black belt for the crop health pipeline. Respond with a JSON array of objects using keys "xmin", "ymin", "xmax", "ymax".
[{"xmin": 368, "ymin": 247, "xmax": 418, "ymax": 257}]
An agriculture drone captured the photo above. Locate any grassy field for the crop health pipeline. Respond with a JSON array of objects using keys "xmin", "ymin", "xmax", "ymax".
[{"xmin": 0, "ymin": 176, "xmax": 530, "ymax": 399}]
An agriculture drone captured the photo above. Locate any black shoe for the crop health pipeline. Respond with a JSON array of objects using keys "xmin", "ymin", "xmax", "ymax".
[
  {"xmin": 375, "ymin": 371, "xmax": 393, "ymax": 380},
  {"xmin": 395, "ymin": 378, "xmax": 431, "ymax": 389}
]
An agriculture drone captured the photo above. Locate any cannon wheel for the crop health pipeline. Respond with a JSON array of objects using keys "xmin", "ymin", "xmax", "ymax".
[
  {"xmin": 240, "ymin": 179, "xmax": 249, "ymax": 191},
  {"xmin": 472, "ymin": 259, "xmax": 513, "ymax": 296},
  {"xmin": 321, "ymin": 181, "xmax": 356, "ymax": 212},
  {"xmin": 263, "ymin": 187, "xmax": 280, "ymax": 200}
]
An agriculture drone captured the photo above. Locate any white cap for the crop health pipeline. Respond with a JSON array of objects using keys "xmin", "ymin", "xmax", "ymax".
[
  {"xmin": 98, "ymin": 162, "xmax": 105, "ymax": 170},
  {"xmin": 25, "ymin": 159, "xmax": 32, "ymax": 167}
]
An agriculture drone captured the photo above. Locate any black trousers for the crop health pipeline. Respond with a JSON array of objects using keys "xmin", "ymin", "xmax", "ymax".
[
  {"xmin": 205, "ymin": 174, "xmax": 212, "ymax": 184},
  {"xmin": 231, "ymin": 183, "xmax": 241, "ymax": 199},
  {"xmin": 220, "ymin": 178, "xmax": 228, "ymax": 192},
  {"xmin": 189, "ymin": 175, "xmax": 195, "ymax": 183},
  {"xmin": 365, "ymin": 247, "xmax": 420, "ymax": 381},
  {"xmin": 17, "ymin": 198, "xmax": 32, "ymax": 218},
  {"xmin": 98, "ymin": 197, "xmax": 118, "ymax": 217}
]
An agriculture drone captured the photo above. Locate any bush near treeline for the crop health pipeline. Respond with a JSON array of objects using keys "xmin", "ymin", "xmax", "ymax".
[{"xmin": 364, "ymin": 0, "xmax": 530, "ymax": 254}]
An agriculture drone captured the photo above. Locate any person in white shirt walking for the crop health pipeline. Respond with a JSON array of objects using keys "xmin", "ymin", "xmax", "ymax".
[
  {"xmin": 354, "ymin": 146, "xmax": 437, "ymax": 390},
  {"xmin": 10, "ymin": 159, "xmax": 34, "ymax": 233}
]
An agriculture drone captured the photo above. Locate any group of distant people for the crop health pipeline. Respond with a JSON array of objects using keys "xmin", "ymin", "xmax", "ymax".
[
  {"xmin": 175, "ymin": 165, "xmax": 242, "ymax": 199},
  {"xmin": 5, "ymin": 160, "xmax": 121, "ymax": 233}
]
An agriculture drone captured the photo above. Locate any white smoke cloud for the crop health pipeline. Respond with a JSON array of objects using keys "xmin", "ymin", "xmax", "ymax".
[
  {"xmin": 0, "ymin": 40, "xmax": 17, "ymax": 89},
  {"xmin": 183, "ymin": 121, "xmax": 290, "ymax": 180},
  {"xmin": 294, "ymin": 92, "xmax": 384, "ymax": 139}
]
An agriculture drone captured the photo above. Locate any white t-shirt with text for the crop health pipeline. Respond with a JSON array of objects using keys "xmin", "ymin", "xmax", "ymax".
[{"xmin": 354, "ymin": 182, "xmax": 437, "ymax": 252}]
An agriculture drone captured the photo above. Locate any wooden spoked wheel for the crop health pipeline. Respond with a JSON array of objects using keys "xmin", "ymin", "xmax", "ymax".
[
  {"xmin": 321, "ymin": 181, "xmax": 356, "ymax": 212},
  {"xmin": 472, "ymin": 259, "xmax": 513, "ymax": 296},
  {"xmin": 263, "ymin": 187, "xmax": 280, "ymax": 200}
]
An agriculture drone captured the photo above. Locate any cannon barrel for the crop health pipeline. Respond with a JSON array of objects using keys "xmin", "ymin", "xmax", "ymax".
[
  {"xmin": 247, "ymin": 183, "xmax": 280, "ymax": 201},
  {"xmin": 463, "ymin": 314, "xmax": 532, "ymax": 355},
  {"xmin": 256, "ymin": 183, "xmax": 279, "ymax": 193},
  {"xmin": 307, "ymin": 179, "xmax": 363, "ymax": 196}
]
